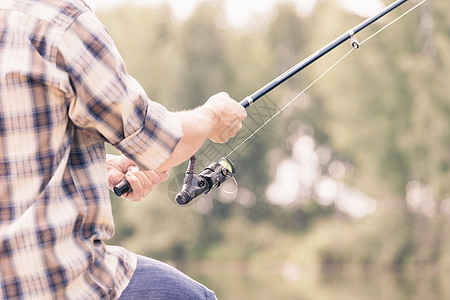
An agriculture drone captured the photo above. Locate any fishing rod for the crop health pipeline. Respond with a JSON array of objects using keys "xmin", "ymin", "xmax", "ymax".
[
  {"xmin": 114, "ymin": 0, "xmax": 413, "ymax": 202},
  {"xmin": 239, "ymin": 0, "xmax": 410, "ymax": 109}
]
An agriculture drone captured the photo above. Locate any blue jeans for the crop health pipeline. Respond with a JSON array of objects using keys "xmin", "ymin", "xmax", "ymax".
[{"xmin": 118, "ymin": 255, "xmax": 218, "ymax": 300}]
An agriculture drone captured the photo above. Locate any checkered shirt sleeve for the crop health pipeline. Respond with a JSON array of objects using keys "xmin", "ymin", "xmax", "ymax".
[
  {"xmin": 0, "ymin": 0, "xmax": 182, "ymax": 299},
  {"xmin": 58, "ymin": 5, "xmax": 183, "ymax": 170}
]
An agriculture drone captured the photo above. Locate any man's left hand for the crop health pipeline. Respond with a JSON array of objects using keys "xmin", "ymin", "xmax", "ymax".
[{"xmin": 107, "ymin": 154, "xmax": 169, "ymax": 201}]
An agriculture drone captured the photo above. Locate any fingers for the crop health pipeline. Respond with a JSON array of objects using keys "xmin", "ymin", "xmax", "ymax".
[
  {"xmin": 123, "ymin": 168, "xmax": 169, "ymax": 202},
  {"xmin": 207, "ymin": 92, "xmax": 247, "ymax": 143},
  {"xmin": 212, "ymin": 116, "xmax": 245, "ymax": 143},
  {"xmin": 107, "ymin": 154, "xmax": 136, "ymax": 190},
  {"xmin": 155, "ymin": 170, "xmax": 170, "ymax": 182},
  {"xmin": 216, "ymin": 92, "xmax": 247, "ymax": 120},
  {"xmin": 123, "ymin": 168, "xmax": 152, "ymax": 201}
]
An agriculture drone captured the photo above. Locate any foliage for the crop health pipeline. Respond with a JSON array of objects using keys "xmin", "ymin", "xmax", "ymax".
[{"xmin": 99, "ymin": 0, "xmax": 450, "ymax": 274}]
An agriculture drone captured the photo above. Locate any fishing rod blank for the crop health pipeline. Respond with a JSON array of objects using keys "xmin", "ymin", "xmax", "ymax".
[
  {"xmin": 240, "ymin": 0, "xmax": 409, "ymax": 108},
  {"xmin": 114, "ymin": 0, "xmax": 410, "ymax": 198}
]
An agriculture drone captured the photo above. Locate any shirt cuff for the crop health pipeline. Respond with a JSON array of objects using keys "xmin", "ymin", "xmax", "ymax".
[{"xmin": 116, "ymin": 100, "xmax": 183, "ymax": 170}]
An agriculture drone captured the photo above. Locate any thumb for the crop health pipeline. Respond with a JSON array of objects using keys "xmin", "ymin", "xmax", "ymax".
[
  {"xmin": 127, "ymin": 165, "xmax": 139, "ymax": 173},
  {"xmin": 157, "ymin": 171, "xmax": 170, "ymax": 182}
]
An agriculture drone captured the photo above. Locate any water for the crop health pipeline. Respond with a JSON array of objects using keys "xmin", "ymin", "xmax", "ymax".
[{"xmin": 182, "ymin": 262, "xmax": 450, "ymax": 300}]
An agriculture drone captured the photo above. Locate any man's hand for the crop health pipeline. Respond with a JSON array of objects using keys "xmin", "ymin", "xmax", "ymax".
[
  {"xmin": 107, "ymin": 154, "xmax": 169, "ymax": 201},
  {"xmin": 157, "ymin": 92, "xmax": 247, "ymax": 170},
  {"xmin": 202, "ymin": 92, "xmax": 247, "ymax": 143}
]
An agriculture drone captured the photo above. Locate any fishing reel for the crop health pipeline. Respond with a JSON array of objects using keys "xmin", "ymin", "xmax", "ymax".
[
  {"xmin": 114, "ymin": 0, "xmax": 411, "ymax": 201},
  {"xmin": 113, "ymin": 155, "xmax": 236, "ymax": 205},
  {"xmin": 175, "ymin": 156, "xmax": 235, "ymax": 205}
]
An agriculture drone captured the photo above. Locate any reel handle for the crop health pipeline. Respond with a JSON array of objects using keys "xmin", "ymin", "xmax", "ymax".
[{"xmin": 114, "ymin": 178, "xmax": 132, "ymax": 196}]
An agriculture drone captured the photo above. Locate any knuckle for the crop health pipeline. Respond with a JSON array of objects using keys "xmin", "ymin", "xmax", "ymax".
[{"xmin": 218, "ymin": 91, "xmax": 229, "ymax": 98}]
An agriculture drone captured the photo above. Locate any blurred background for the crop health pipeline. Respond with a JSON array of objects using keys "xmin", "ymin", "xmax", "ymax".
[{"xmin": 90, "ymin": 0, "xmax": 448, "ymax": 299}]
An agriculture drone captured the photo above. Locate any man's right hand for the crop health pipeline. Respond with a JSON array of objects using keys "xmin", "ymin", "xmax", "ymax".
[
  {"xmin": 157, "ymin": 92, "xmax": 247, "ymax": 171},
  {"xmin": 202, "ymin": 92, "xmax": 247, "ymax": 143}
]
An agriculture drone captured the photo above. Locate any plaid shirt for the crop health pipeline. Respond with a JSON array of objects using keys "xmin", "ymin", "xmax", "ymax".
[{"xmin": 0, "ymin": 0, "xmax": 182, "ymax": 299}]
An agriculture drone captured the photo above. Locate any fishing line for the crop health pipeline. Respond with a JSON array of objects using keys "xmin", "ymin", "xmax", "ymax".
[
  {"xmin": 360, "ymin": 0, "xmax": 429, "ymax": 47},
  {"xmin": 225, "ymin": 0, "xmax": 428, "ymax": 159},
  {"xmin": 114, "ymin": 0, "xmax": 429, "ymax": 201},
  {"xmin": 226, "ymin": 48, "xmax": 355, "ymax": 158}
]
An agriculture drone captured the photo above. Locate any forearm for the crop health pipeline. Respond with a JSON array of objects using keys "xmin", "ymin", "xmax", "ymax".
[
  {"xmin": 157, "ymin": 92, "xmax": 246, "ymax": 171},
  {"xmin": 157, "ymin": 106, "xmax": 215, "ymax": 171},
  {"xmin": 109, "ymin": 92, "xmax": 246, "ymax": 197}
]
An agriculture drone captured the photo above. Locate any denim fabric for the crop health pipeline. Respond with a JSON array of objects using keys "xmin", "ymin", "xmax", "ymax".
[{"xmin": 118, "ymin": 255, "xmax": 218, "ymax": 300}]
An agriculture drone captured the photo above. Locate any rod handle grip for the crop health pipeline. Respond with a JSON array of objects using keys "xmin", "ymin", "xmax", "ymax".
[{"xmin": 114, "ymin": 178, "xmax": 132, "ymax": 196}]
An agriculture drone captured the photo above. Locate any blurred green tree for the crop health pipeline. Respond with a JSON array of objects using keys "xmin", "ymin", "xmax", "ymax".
[{"xmin": 98, "ymin": 0, "xmax": 450, "ymax": 270}]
